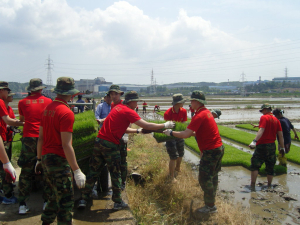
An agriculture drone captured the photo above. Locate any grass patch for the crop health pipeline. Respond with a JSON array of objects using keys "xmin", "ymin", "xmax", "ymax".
[
  {"xmin": 236, "ymin": 124, "xmax": 259, "ymax": 132},
  {"xmin": 218, "ymin": 125, "xmax": 255, "ymax": 146},
  {"xmin": 126, "ymin": 133, "xmax": 257, "ymax": 224}
]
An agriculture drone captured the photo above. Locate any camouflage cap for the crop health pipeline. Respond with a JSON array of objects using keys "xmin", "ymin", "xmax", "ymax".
[
  {"xmin": 27, "ymin": 78, "xmax": 46, "ymax": 92},
  {"xmin": 108, "ymin": 85, "xmax": 124, "ymax": 95},
  {"xmin": 172, "ymin": 93, "xmax": 186, "ymax": 106},
  {"xmin": 189, "ymin": 90, "xmax": 207, "ymax": 104},
  {"xmin": 51, "ymin": 77, "xmax": 80, "ymax": 95},
  {"xmin": 8, "ymin": 92, "xmax": 16, "ymax": 97},
  {"xmin": 0, "ymin": 81, "xmax": 11, "ymax": 91},
  {"xmin": 259, "ymin": 103, "xmax": 272, "ymax": 112},
  {"xmin": 123, "ymin": 91, "xmax": 142, "ymax": 104},
  {"xmin": 211, "ymin": 108, "xmax": 222, "ymax": 119}
]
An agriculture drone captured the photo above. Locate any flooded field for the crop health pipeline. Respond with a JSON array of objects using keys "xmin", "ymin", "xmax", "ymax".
[{"xmin": 143, "ymin": 96, "xmax": 300, "ymax": 224}]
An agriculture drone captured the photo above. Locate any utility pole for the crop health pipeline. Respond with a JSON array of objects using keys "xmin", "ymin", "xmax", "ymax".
[
  {"xmin": 45, "ymin": 55, "xmax": 53, "ymax": 96},
  {"xmin": 285, "ymin": 67, "xmax": 288, "ymax": 79},
  {"xmin": 150, "ymin": 69, "xmax": 156, "ymax": 94},
  {"xmin": 240, "ymin": 72, "xmax": 246, "ymax": 97}
]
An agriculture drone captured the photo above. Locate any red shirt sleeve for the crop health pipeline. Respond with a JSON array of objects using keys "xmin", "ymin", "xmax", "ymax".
[
  {"xmin": 259, "ymin": 116, "xmax": 266, "ymax": 129},
  {"xmin": 164, "ymin": 108, "xmax": 171, "ymax": 120},
  {"xmin": 0, "ymin": 100, "xmax": 8, "ymax": 117},
  {"xmin": 126, "ymin": 109, "xmax": 141, "ymax": 123},
  {"xmin": 59, "ymin": 111, "xmax": 75, "ymax": 132},
  {"xmin": 187, "ymin": 115, "xmax": 202, "ymax": 132},
  {"xmin": 183, "ymin": 109, "xmax": 187, "ymax": 122}
]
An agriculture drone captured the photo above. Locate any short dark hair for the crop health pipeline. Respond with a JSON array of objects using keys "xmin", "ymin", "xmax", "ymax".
[
  {"xmin": 78, "ymin": 95, "xmax": 82, "ymax": 99},
  {"xmin": 272, "ymin": 108, "xmax": 284, "ymax": 116}
]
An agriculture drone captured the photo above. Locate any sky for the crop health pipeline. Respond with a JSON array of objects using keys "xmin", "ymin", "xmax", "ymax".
[{"xmin": 0, "ymin": 0, "xmax": 300, "ymax": 85}]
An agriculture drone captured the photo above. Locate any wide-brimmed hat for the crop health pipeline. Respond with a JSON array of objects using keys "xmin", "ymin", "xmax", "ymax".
[
  {"xmin": 123, "ymin": 91, "xmax": 142, "ymax": 104},
  {"xmin": 108, "ymin": 85, "xmax": 124, "ymax": 95},
  {"xmin": 8, "ymin": 92, "xmax": 15, "ymax": 97},
  {"xmin": 51, "ymin": 77, "xmax": 80, "ymax": 95},
  {"xmin": 172, "ymin": 93, "xmax": 186, "ymax": 106},
  {"xmin": 27, "ymin": 78, "xmax": 46, "ymax": 92},
  {"xmin": 259, "ymin": 103, "xmax": 272, "ymax": 112},
  {"xmin": 0, "ymin": 81, "xmax": 11, "ymax": 91},
  {"xmin": 211, "ymin": 109, "xmax": 222, "ymax": 119},
  {"xmin": 189, "ymin": 90, "xmax": 207, "ymax": 104}
]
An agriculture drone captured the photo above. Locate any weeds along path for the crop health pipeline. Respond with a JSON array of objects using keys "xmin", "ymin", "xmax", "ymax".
[{"xmin": 126, "ymin": 133, "xmax": 256, "ymax": 225}]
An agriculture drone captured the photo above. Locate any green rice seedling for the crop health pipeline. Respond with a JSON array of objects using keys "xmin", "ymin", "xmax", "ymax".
[
  {"xmin": 236, "ymin": 124, "xmax": 259, "ymax": 132},
  {"xmin": 184, "ymin": 136, "xmax": 200, "ymax": 153},
  {"xmin": 218, "ymin": 125, "xmax": 255, "ymax": 145},
  {"xmin": 152, "ymin": 121, "xmax": 187, "ymax": 143},
  {"xmin": 220, "ymin": 125, "xmax": 300, "ymax": 165},
  {"xmin": 245, "ymin": 105, "xmax": 254, "ymax": 109}
]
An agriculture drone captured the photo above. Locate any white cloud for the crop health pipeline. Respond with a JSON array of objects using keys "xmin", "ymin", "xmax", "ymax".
[{"xmin": 0, "ymin": 0, "xmax": 297, "ymax": 84}]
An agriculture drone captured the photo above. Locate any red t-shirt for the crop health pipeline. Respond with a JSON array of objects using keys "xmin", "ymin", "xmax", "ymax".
[
  {"xmin": 18, "ymin": 93, "xmax": 52, "ymax": 137},
  {"xmin": 164, "ymin": 107, "xmax": 187, "ymax": 122},
  {"xmin": 142, "ymin": 102, "xmax": 147, "ymax": 107},
  {"xmin": 111, "ymin": 100, "xmax": 123, "ymax": 110},
  {"xmin": 6, "ymin": 106, "xmax": 16, "ymax": 142},
  {"xmin": 41, "ymin": 98, "xmax": 74, "ymax": 158},
  {"xmin": 187, "ymin": 107, "xmax": 222, "ymax": 152},
  {"xmin": 257, "ymin": 113, "xmax": 282, "ymax": 145},
  {"xmin": 0, "ymin": 99, "xmax": 8, "ymax": 141},
  {"xmin": 189, "ymin": 106, "xmax": 195, "ymax": 113},
  {"xmin": 98, "ymin": 104, "xmax": 141, "ymax": 144}
]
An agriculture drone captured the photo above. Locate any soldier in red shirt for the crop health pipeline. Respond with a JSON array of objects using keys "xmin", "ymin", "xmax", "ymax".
[
  {"xmin": 17, "ymin": 79, "xmax": 52, "ymax": 213},
  {"xmin": 142, "ymin": 101, "xmax": 147, "ymax": 114},
  {"xmin": 0, "ymin": 92, "xmax": 17, "ymax": 199},
  {"xmin": 36, "ymin": 77, "xmax": 86, "ymax": 225},
  {"xmin": 0, "ymin": 82, "xmax": 24, "ymax": 204},
  {"xmin": 248, "ymin": 104, "xmax": 284, "ymax": 188},
  {"xmin": 164, "ymin": 91, "xmax": 224, "ymax": 214},
  {"xmin": 164, "ymin": 94, "xmax": 187, "ymax": 182},
  {"xmin": 78, "ymin": 91, "xmax": 174, "ymax": 210}
]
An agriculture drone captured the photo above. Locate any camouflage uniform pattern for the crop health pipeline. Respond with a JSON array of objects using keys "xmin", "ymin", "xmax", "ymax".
[
  {"xmin": 81, "ymin": 137, "xmax": 122, "ymax": 203},
  {"xmin": 166, "ymin": 138, "xmax": 185, "ymax": 160},
  {"xmin": 0, "ymin": 143, "xmax": 14, "ymax": 197},
  {"xmin": 41, "ymin": 153, "xmax": 74, "ymax": 225},
  {"xmin": 250, "ymin": 143, "xmax": 276, "ymax": 175},
  {"xmin": 18, "ymin": 137, "xmax": 39, "ymax": 203},
  {"xmin": 119, "ymin": 141, "xmax": 127, "ymax": 186},
  {"xmin": 198, "ymin": 145, "xmax": 224, "ymax": 205}
]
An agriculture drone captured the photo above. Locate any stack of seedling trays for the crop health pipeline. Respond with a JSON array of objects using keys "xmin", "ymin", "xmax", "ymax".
[
  {"xmin": 148, "ymin": 120, "xmax": 187, "ymax": 143},
  {"xmin": 73, "ymin": 111, "xmax": 98, "ymax": 174}
]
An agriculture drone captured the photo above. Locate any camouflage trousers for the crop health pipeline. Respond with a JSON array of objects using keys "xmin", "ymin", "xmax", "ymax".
[
  {"xmin": 166, "ymin": 138, "xmax": 185, "ymax": 160},
  {"xmin": 120, "ymin": 142, "xmax": 127, "ymax": 186},
  {"xmin": 250, "ymin": 143, "xmax": 276, "ymax": 175},
  {"xmin": 0, "ymin": 142, "xmax": 14, "ymax": 197},
  {"xmin": 41, "ymin": 154, "xmax": 74, "ymax": 225},
  {"xmin": 198, "ymin": 145, "xmax": 224, "ymax": 205},
  {"xmin": 18, "ymin": 137, "xmax": 49, "ymax": 203},
  {"xmin": 81, "ymin": 137, "xmax": 122, "ymax": 203}
]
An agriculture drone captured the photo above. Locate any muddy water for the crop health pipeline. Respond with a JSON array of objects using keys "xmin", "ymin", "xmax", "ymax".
[{"xmin": 183, "ymin": 145, "xmax": 300, "ymax": 224}]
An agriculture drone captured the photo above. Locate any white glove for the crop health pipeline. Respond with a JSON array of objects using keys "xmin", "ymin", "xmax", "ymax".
[
  {"xmin": 122, "ymin": 133, "xmax": 129, "ymax": 143},
  {"xmin": 74, "ymin": 169, "xmax": 86, "ymax": 189},
  {"xmin": 164, "ymin": 121, "xmax": 175, "ymax": 129},
  {"xmin": 163, "ymin": 129, "xmax": 172, "ymax": 136},
  {"xmin": 137, "ymin": 128, "xmax": 142, "ymax": 134},
  {"xmin": 3, "ymin": 162, "xmax": 16, "ymax": 182},
  {"xmin": 249, "ymin": 139, "xmax": 257, "ymax": 149},
  {"xmin": 35, "ymin": 160, "xmax": 43, "ymax": 174}
]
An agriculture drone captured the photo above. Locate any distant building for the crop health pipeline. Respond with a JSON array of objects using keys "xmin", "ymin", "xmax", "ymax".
[
  {"xmin": 272, "ymin": 77, "xmax": 300, "ymax": 83},
  {"xmin": 209, "ymin": 86, "xmax": 237, "ymax": 91},
  {"xmin": 118, "ymin": 84, "xmax": 148, "ymax": 92},
  {"xmin": 75, "ymin": 77, "xmax": 112, "ymax": 93}
]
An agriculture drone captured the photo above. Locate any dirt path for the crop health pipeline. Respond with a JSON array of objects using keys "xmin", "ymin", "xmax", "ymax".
[{"xmin": 0, "ymin": 168, "xmax": 135, "ymax": 225}]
